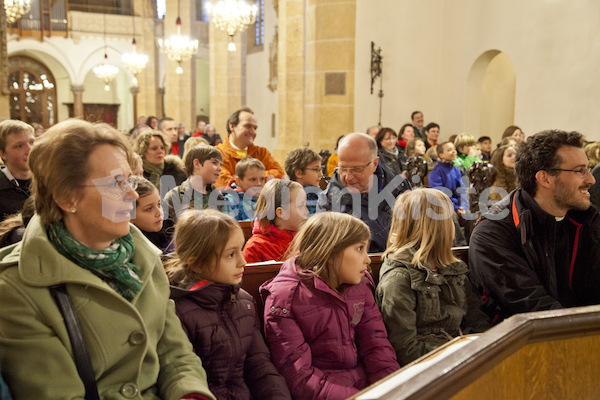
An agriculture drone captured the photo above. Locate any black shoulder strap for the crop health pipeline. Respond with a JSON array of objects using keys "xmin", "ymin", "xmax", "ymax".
[{"xmin": 50, "ymin": 284, "xmax": 100, "ymax": 400}]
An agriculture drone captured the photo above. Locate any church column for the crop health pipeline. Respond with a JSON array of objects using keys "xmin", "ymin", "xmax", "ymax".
[
  {"xmin": 274, "ymin": 0, "xmax": 356, "ymax": 159},
  {"xmin": 273, "ymin": 0, "xmax": 305, "ymax": 162},
  {"xmin": 0, "ymin": 6, "xmax": 10, "ymax": 120},
  {"xmin": 163, "ymin": 0, "xmax": 194, "ymax": 127},
  {"xmin": 133, "ymin": 0, "xmax": 159, "ymax": 120},
  {"xmin": 71, "ymin": 85, "xmax": 85, "ymax": 118},
  {"xmin": 304, "ymin": 0, "xmax": 356, "ymax": 151},
  {"xmin": 208, "ymin": 0, "xmax": 243, "ymax": 134},
  {"xmin": 130, "ymin": 85, "xmax": 140, "ymax": 123}
]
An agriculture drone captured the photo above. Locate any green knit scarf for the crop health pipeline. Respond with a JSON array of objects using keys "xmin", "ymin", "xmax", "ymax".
[
  {"xmin": 48, "ymin": 221, "xmax": 143, "ymax": 301},
  {"xmin": 143, "ymin": 161, "xmax": 164, "ymax": 191}
]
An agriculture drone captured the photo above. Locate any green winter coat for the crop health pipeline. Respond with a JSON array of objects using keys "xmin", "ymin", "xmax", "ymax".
[
  {"xmin": 375, "ymin": 253, "xmax": 490, "ymax": 366},
  {"xmin": 0, "ymin": 215, "xmax": 215, "ymax": 400}
]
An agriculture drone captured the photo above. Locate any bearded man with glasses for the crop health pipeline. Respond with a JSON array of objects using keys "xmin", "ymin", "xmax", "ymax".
[
  {"xmin": 317, "ymin": 132, "xmax": 411, "ymax": 252},
  {"xmin": 469, "ymin": 129, "xmax": 600, "ymax": 322}
]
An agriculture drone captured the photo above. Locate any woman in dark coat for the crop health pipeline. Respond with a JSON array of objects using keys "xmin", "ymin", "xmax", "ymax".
[{"xmin": 134, "ymin": 130, "xmax": 186, "ymax": 193}]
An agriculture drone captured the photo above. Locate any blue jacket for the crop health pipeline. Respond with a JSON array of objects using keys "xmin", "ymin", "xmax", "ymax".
[
  {"xmin": 428, "ymin": 161, "xmax": 466, "ymax": 212},
  {"xmin": 317, "ymin": 163, "xmax": 411, "ymax": 252},
  {"xmin": 227, "ymin": 190, "xmax": 258, "ymax": 221}
]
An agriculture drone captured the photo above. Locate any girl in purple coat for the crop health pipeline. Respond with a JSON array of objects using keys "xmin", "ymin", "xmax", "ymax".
[
  {"xmin": 166, "ymin": 209, "xmax": 291, "ymax": 400},
  {"xmin": 260, "ymin": 212, "xmax": 400, "ymax": 400}
]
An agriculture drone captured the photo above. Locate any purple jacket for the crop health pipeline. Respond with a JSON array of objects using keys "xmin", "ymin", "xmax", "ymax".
[
  {"xmin": 171, "ymin": 282, "xmax": 291, "ymax": 400},
  {"xmin": 260, "ymin": 258, "xmax": 400, "ymax": 400}
]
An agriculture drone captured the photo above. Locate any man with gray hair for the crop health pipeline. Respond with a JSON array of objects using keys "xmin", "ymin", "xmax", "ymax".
[{"xmin": 317, "ymin": 132, "xmax": 411, "ymax": 252}]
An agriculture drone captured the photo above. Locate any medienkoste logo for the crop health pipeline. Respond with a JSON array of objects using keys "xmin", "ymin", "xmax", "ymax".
[{"xmin": 156, "ymin": 174, "xmax": 510, "ymax": 222}]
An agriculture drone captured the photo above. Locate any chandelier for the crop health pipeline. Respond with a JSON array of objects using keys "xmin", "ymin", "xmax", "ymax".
[
  {"xmin": 158, "ymin": 16, "xmax": 199, "ymax": 74},
  {"xmin": 94, "ymin": 15, "xmax": 119, "ymax": 91},
  {"xmin": 122, "ymin": 0, "xmax": 148, "ymax": 85},
  {"xmin": 94, "ymin": 54, "xmax": 119, "ymax": 91},
  {"xmin": 4, "ymin": 0, "xmax": 31, "ymax": 24},
  {"xmin": 207, "ymin": 0, "xmax": 257, "ymax": 52},
  {"xmin": 122, "ymin": 39, "xmax": 148, "ymax": 85}
]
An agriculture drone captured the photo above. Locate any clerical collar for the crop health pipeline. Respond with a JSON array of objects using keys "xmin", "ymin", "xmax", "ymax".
[{"xmin": 230, "ymin": 141, "xmax": 247, "ymax": 151}]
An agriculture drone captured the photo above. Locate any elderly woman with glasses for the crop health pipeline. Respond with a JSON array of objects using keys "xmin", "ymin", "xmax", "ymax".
[{"xmin": 0, "ymin": 120, "xmax": 214, "ymax": 399}]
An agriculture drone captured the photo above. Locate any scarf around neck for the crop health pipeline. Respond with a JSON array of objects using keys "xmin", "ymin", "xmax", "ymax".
[
  {"xmin": 48, "ymin": 221, "xmax": 143, "ymax": 301},
  {"xmin": 143, "ymin": 160, "xmax": 164, "ymax": 191}
]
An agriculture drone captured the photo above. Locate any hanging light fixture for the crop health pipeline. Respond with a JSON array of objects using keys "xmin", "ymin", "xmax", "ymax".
[
  {"xmin": 122, "ymin": 1, "xmax": 148, "ymax": 86},
  {"xmin": 206, "ymin": 0, "xmax": 257, "ymax": 52},
  {"xmin": 4, "ymin": 0, "xmax": 31, "ymax": 24},
  {"xmin": 94, "ymin": 15, "xmax": 119, "ymax": 91},
  {"xmin": 94, "ymin": 54, "xmax": 119, "ymax": 91},
  {"xmin": 158, "ymin": 0, "xmax": 198, "ymax": 74}
]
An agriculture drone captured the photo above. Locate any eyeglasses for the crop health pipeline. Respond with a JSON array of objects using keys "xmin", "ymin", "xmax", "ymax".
[
  {"xmin": 304, "ymin": 167, "xmax": 323, "ymax": 174},
  {"xmin": 548, "ymin": 168, "xmax": 592, "ymax": 177},
  {"xmin": 79, "ymin": 175, "xmax": 138, "ymax": 200},
  {"xmin": 335, "ymin": 161, "xmax": 372, "ymax": 175}
]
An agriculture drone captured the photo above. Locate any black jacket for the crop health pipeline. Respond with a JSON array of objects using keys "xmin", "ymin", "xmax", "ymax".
[
  {"xmin": 469, "ymin": 188, "xmax": 600, "ymax": 320},
  {"xmin": 170, "ymin": 282, "xmax": 291, "ymax": 400},
  {"xmin": 0, "ymin": 168, "xmax": 30, "ymax": 222},
  {"xmin": 317, "ymin": 163, "xmax": 411, "ymax": 252}
]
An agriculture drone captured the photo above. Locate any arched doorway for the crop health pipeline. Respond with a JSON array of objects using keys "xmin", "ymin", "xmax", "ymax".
[
  {"xmin": 465, "ymin": 51, "xmax": 516, "ymax": 143},
  {"xmin": 8, "ymin": 56, "xmax": 58, "ymax": 128}
]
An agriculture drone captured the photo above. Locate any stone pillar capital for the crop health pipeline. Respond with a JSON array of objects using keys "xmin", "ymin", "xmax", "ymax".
[{"xmin": 71, "ymin": 84, "xmax": 85, "ymax": 95}]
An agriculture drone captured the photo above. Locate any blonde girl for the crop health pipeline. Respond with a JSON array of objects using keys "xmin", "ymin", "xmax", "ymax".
[
  {"xmin": 166, "ymin": 209, "xmax": 290, "ymax": 400},
  {"xmin": 261, "ymin": 212, "xmax": 399, "ymax": 399},
  {"xmin": 242, "ymin": 179, "xmax": 308, "ymax": 263},
  {"xmin": 376, "ymin": 189, "xmax": 489, "ymax": 365}
]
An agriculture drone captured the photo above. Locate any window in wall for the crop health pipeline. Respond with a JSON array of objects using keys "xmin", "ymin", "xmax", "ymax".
[
  {"xmin": 255, "ymin": 0, "xmax": 264, "ymax": 46},
  {"xmin": 196, "ymin": 0, "xmax": 209, "ymax": 22},
  {"xmin": 247, "ymin": 0, "xmax": 264, "ymax": 51},
  {"xmin": 156, "ymin": 0, "xmax": 166, "ymax": 19},
  {"xmin": 8, "ymin": 56, "xmax": 58, "ymax": 128}
]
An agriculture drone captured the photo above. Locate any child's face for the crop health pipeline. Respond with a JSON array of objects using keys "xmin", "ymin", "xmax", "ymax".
[
  {"xmin": 131, "ymin": 189, "xmax": 164, "ymax": 232},
  {"xmin": 295, "ymin": 160, "xmax": 323, "ymax": 187},
  {"xmin": 503, "ymin": 147, "xmax": 516, "ymax": 169},
  {"xmin": 458, "ymin": 145, "xmax": 471, "ymax": 155},
  {"xmin": 469, "ymin": 146, "xmax": 481, "ymax": 158},
  {"xmin": 336, "ymin": 241, "xmax": 370, "ymax": 286},
  {"xmin": 208, "ymin": 228, "xmax": 246, "ymax": 285},
  {"xmin": 439, "ymin": 143, "xmax": 457, "ymax": 162},
  {"xmin": 237, "ymin": 167, "xmax": 266, "ymax": 195},
  {"xmin": 415, "ymin": 140, "xmax": 426, "ymax": 156},
  {"xmin": 195, "ymin": 157, "xmax": 222, "ymax": 185},
  {"xmin": 480, "ymin": 139, "xmax": 492, "ymax": 153},
  {"xmin": 276, "ymin": 188, "xmax": 309, "ymax": 232}
]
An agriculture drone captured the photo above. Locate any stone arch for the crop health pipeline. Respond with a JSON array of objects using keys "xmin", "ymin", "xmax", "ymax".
[{"xmin": 465, "ymin": 50, "xmax": 517, "ymax": 143}]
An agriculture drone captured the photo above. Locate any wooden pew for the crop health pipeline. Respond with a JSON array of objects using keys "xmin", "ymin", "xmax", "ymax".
[
  {"xmin": 349, "ymin": 304, "xmax": 600, "ymax": 399},
  {"xmin": 240, "ymin": 248, "xmax": 467, "ymax": 320},
  {"xmin": 238, "ymin": 220, "xmax": 253, "ymax": 243}
]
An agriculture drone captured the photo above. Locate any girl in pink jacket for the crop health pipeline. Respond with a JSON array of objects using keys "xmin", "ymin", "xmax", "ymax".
[{"xmin": 261, "ymin": 212, "xmax": 400, "ymax": 400}]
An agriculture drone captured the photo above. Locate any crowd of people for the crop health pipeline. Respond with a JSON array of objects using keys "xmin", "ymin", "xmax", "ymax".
[{"xmin": 0, "ymin": 108, "xmax": 599, "ymax": 399}]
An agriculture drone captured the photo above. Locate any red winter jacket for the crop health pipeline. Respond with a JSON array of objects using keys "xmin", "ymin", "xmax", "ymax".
[
  {"xmin": 243, "ymin": 221, "xmax": 295, "ymax": 264},
  {"xmin": 260, "ymin": 258, "xmax": 400, "ymax": 400}
]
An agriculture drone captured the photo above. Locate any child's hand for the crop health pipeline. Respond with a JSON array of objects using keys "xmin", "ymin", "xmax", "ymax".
[{"xmin": 457, "ymin": 207, "xmax": 466, "ymax": 216}]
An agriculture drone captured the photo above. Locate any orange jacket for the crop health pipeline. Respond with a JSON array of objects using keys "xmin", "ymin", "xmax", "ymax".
[{"xmin": 215, "ymin": 135, "xmax": 284, "ymax": 188}]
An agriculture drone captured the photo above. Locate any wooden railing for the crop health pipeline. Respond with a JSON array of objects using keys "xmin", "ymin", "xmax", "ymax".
[{"xmin": 350, "ymin": 304, "xmax": 600, "ymax": 400}]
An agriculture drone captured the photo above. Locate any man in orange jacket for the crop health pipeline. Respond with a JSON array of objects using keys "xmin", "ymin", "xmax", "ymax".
[{"xmin": 216, "ymin": 107, "xmax": 284, "ymax": 188}]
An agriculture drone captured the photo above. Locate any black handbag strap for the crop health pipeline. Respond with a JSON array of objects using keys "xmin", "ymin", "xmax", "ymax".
[{"xmin": 50, "ymin": 284, "xmax": 100, "ymax": 400}]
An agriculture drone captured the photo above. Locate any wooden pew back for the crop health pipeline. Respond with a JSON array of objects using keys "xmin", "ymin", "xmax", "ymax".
[{"xmin": 241, "ymin": 247, "xmax": 469, "ymax": 320}]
